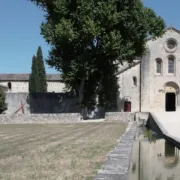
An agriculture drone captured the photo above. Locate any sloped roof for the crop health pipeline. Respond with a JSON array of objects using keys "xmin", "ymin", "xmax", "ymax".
[
  {"xmin": 147, "ymin": 26, "xmax": 180, "ymax": 41},
  {"xmin": 0, "ymin": 74, "xmax": 62, "ymax": 81},
  {"xmin": 166, "ymin": 26, "xmax": 180, "ymax": 34},
  {"xmin": 116, "ymin": 26, "xmax": 180, "ymax": 75},
  {"xmin": 116, "ymin": 60, "xmax": 141, "ymax": 75}
]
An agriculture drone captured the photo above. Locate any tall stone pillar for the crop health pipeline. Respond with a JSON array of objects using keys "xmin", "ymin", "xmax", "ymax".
[{"xmin": 176, "ymin": 89, "xmax": 180, "ymax": 110}]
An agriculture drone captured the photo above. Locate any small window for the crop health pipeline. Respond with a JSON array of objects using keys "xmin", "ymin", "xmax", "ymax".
[
  {"xmin": 156, "ymin": 58, "xmax": 162, "ymax": 74},
  {"xmin": 7, "ymin": 82, "xmax": 12, "ymax": 90},
  {"xmin": 168, "ymin": 56, "xmax": 175, "ymax": 74},
  {"xmin": 133, "ymin": 76, "xmax": 137, "ymax": 86}
]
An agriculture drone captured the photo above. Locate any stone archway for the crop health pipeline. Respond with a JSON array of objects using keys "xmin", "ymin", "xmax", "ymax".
[
  {"xmin": 164, "ymin": 82, "xmax": 180, "ymax": 111},
  {"xmin": 164, "ymin": 81, "xmax": 179, "ymax": 93}
]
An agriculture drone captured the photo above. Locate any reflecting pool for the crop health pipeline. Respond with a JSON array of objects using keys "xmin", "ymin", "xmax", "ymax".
[{"xmin": 129, "ymin": 127, "xmax": 180, "ymax": 180}]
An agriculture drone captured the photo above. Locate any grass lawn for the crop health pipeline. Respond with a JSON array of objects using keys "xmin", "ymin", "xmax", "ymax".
[{"xmin": 0, "ymin": 122, "xmax": 127, "ymax": 180}]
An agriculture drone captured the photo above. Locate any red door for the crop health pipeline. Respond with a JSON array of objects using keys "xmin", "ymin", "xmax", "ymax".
[{"xmin": 124, "ymin": 101, "xmax": 131, "ymax": 112}]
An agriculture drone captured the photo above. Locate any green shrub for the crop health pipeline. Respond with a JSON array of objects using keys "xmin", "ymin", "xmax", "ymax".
[{"xmin": 0, "ymin": 88, "xmax": 7, "ymax": 114}]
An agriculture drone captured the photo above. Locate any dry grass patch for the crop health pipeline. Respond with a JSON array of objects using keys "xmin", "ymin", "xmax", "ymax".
[{"xmin": 0, "ymin": 122, "xmax": 127, "ymax": 180}]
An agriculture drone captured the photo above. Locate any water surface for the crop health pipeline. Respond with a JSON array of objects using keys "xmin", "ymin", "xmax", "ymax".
[{"xmin": 129, "ymin": 127, "xmax": 180, "ymax": 180}]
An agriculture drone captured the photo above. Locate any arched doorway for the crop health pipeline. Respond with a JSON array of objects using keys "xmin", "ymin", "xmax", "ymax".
[
  {"xmin": 164, "ymin": 82, "xmax": 180, "ymax": 111},
  {"xmin": 166, "ymin": 93, "xmax": 176, "ymax": 111}
]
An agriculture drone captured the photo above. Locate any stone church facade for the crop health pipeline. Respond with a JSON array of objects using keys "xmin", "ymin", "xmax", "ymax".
[{"xmin": 118, "ymin": 27, "xmax": 180, "ymax": 112}]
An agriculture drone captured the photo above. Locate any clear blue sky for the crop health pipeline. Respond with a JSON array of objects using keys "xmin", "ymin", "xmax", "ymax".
[{"xmin": 0, "ymin": 0, "xmax": 179, "ymax": 74}]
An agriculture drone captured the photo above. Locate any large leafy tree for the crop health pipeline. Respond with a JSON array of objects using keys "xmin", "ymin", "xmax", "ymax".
[
  {"xmin": 0, "ymin": 88, "xmax": 7, "ymax": 114},
  {"xmin": 29, "ymin": 55, "xmax": 38, "ymax": 93},
  {"xmin": 29, "ymin": 0, "xmax": 165, "ymax": 114},
  {"xmin": 36, "ymin": 46, "xmax": 47, "ymax": 92}
]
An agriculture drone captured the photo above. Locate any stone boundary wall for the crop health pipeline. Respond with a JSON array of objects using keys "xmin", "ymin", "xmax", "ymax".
[
  {"xmin": 5, "ymin": 92, "xmax": 80, "ymax": 114},
  {"xmin": 0, "ymin": 112, "xmax": 136, "ymax": 124},
  {"xmin": 105, "ymin": 112, "xmax": 135, "ymax": 122},
  {"xmin": 95, "ymin": 122, "xmax": 137, "ymax": 180},
  {"xmin": 0, "ymin": 114, "xmax": 81, "ymax": 124}
]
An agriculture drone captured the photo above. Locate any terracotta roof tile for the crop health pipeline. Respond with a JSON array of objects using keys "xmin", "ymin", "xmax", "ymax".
[{"xmin": 0, "ymin": 74, "xmax": 62, "ymax": 81}]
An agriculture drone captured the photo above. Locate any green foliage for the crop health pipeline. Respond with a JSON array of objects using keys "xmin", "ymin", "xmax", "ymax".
[
  {"xmin": 29, "ymin": 47, "xmax": 47, "ymax": 93},
  {"xmin": 29, "ymin": 0, "xmax": 165, "ymax": 109},
  {"xmin": 0, "ymin": 88, "xmax": 7, "ymax": 114},
  {"xmin": 29, "ymin": 55, "xmax": 38, "ymax": 93},
  {"xmin": 36, "ymin": 46, "xmax": 47, "ymax": 92},
  {"xmin": 144, "ymin": 129, "xmax": 157, "ymax": 143}
]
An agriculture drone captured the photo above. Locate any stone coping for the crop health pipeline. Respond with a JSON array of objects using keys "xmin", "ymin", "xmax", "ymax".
[
  {"xmin": 148, "ymin": 112, "xmax": 180, "ymax": 148},
  {"xmin": 94, "ymin": 122, "xmax": 136, "ymax": 180},
  {"xmin": 0, "ymin": 74, "xmax": 62, "ymax": 81},
  {"xmin": 0, "ymin": 112, "xmax": 135, "ymax": 124},
  {"xmin": 105, "ymin": 112, "xmax": 135, "ymax": 122},
  {"xmin": 0, "ymin": 114, "xmax": 81, "ymax": 124}
]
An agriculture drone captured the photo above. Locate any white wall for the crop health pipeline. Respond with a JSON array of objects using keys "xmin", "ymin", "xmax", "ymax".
[
  {"xmin": 117, "ymin": 63, "xmax": 140, "ymax": 112},
  {"xmin": 0, "ymin": 81, "xmax": 29, "ymax": 93},
  {"xmin": 146, "ymin": 29, "xmax": 180, "ymax": 112},
  {"xmin": 47, "ymin": 82, "xmax": 66, "ymax": 92},
  {"xmin": 0, "ymin": 81, "xmax": 66, "ymax": 93}
]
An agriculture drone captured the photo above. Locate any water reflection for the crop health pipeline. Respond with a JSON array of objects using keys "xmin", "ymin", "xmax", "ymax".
[
  {"xmin": 129, "ymin": 128, "xmax": 180, "ymax": 180},
  {"xmin": 164, "ymin": 141, "xmax": 179, "ymax": 169}
]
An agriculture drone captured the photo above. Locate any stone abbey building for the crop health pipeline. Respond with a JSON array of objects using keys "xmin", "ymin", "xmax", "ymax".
[
  {"xmin": 1, "ymin": 27, "xmax": 180, "ymax": 113},
  {"xmin": 117, "ymin": 27, "xmax": 180, "ymax": 112},
  {"xmin": 0, "ymin": 74, "xmax": 65, "ymax": 93}
]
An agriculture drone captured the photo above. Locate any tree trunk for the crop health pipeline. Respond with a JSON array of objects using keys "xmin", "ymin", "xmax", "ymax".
[
  {"xmin": 78, "ymin": 79, "xmax": 88, "ymax": 120},
  {"xmin": 78, "ymin": 78, "xmax": 105, "ymax": 120},
  {"xmin": 78, "ymin": 79, "xmax": 85, "ymax": 105},
  {"xmin": 80, "ymin": 107, "xmax": 88, "ymax": 120}
]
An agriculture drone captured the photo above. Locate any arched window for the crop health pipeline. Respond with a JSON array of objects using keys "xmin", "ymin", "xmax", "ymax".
[
  {"xmin": 168, "ymin": 56, "xmax": 175, "ymax": 74},
  {"xmin": 133, "ymin": 76, "xmax": 137, "ymax": 86},
  {"xmin": 156, "ymin": 58, "xmax": 162, "ymax": 74},
  {"xmin": 7, "ymin": 82, "xmax": 12, "ymax": 90}
]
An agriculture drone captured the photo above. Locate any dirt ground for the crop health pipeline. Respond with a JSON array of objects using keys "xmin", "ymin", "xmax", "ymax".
[{"xmin": 0, "ymin": 122, "xmax": 127, "ymax": 180}]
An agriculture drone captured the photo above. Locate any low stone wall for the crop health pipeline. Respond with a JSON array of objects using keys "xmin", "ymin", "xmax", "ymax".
[
  {"xmin": 0, "ymin": 112, "xmax": 137, "ymax": 124},
  {"xmin": 105, "ymin": 112, "xmax": 135, "ymax": 122},
  {"xmin": 0, "ymin": 113, "xmax": 81, "ymax": 124},
  {"xmin": 95, "ymin": 122, "xmax": 137, "ymax": 180}
]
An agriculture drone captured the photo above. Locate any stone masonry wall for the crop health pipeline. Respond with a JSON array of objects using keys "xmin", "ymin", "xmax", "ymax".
[
  {"xmin": 105, "ymin": 112, "xmax": 135, "ymax": 122},
  {"xmin": 5, "ymin": 92, "xmax": 80, "ymax": 114},
  {"xmin": 117, "ymin": 64, "xmax": 140, "ymax": 112},
  {"xmin": 95, "ymin": 122, "xmax": 137, "ymax": 180},
  {"xmin": 0, "ymin": 112, "xmax": 135, "ymax": 124},
  {"xmin": 0, "ymin": 114, "xmax": 81, "ymax": 124}
]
